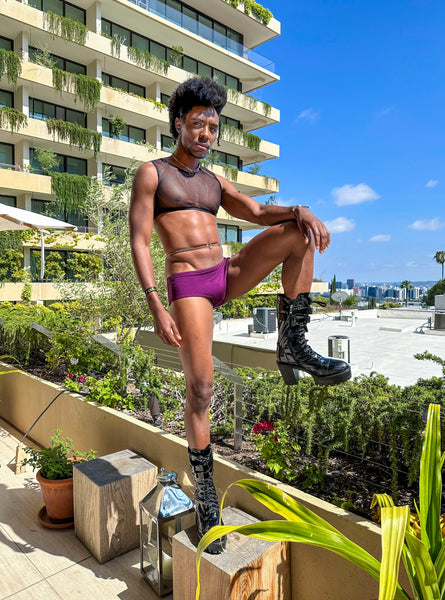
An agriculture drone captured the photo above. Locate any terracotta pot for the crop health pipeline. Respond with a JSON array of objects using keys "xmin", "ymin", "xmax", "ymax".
[{"xmin": 36, "ymin": 469, "xmax": 74, "ymax": 521}]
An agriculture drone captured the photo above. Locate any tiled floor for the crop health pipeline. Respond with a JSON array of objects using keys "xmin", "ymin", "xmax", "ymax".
[{"xmin": 0, "ymin": 420, "xmax": 172, "ymax": 600}]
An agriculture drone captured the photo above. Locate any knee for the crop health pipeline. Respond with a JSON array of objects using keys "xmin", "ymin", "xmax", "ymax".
[
  {"xmin": 186, "ymin": 378, "xmax": 213, "ymax": 414},
  {"xmin": 282, "ymin": 220, "xmax": 315, "ymax": 254}
]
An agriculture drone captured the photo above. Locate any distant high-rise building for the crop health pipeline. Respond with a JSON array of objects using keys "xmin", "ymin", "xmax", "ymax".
[{"xmin": 347, "ymin": 279, "xmax": 355, "ymax": 289}]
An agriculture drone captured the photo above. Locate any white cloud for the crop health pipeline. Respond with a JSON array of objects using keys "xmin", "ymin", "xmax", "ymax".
[
  {"xmin": 323, "ymin": 217, "xmax": 355, "ymax": 233},
  {"xmin": 332, "ymin": 183, "xmax": 381, "ymax": 206},
  {"xmin": 296, "ymin": 108, "xmax": 320, "ymax": 124},
  {"xmin": 425, "ymin": 179, "xmax": 439, "ymax": 188},
  {"xmin": 370, "ymin": 234, "xmax": 391, "ymax": 242},
  {"xmin": 409, "ymin": 218, "xmax": 445, "ymax": 231}
]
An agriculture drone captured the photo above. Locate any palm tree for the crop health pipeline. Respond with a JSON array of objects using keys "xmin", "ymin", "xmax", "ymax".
[
  {"xmin": 434, "ymin": 250, "xmax": 445, "ymax": 280},
  {"xmin": 400, "ymin": 280, "xmax": 413, "ymax": 307}
]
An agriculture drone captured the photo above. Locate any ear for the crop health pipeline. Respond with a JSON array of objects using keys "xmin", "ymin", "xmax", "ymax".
[{"xmin": 175, "ymin": 117, "xmax": 181, "ymax": 135}]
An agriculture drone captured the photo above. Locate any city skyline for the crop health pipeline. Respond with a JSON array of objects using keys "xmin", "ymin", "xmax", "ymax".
[{"xmin": 245, "ymin": 0, "xmax": 444, "ymax": 283}]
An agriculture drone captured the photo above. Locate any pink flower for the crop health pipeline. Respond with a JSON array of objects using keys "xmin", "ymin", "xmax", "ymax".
[
  {"xmin": 273, "ymin": 435, "xmax": 278, "ymax": 443},
  {"xmin": 252, "ymin": 422, "xmax": 264, "ymax": 435},
  {"xmin": 66, "ymin": 372, "xmax": 74, "ymax": 379},
  {"xmin": 263, "ymin": 421, "xmax": 275, "ymax": 432},
  {"xmin": 78, "ymin": 375, "xmax": 86, "ymax": 383}
]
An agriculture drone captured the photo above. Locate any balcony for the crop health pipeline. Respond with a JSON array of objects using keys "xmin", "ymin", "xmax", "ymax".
[
  {"xmin": 0, "ymin": 164, "xmax": 52, "ymax": 197},
  {"xmin": 127, "ymin": 0, "xmax": 276, "ymax": 72}
]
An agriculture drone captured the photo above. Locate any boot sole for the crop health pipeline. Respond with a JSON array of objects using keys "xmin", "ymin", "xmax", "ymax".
[{"xmin": 277, "ymin": 362, "xmax": 352, "ymax": 386}]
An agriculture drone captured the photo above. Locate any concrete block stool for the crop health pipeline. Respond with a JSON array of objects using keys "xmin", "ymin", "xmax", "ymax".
[
  {"xmin": 172, "ymin": 506, "xmax": 290, "ymax": 600},
  {"xmin": 74, "ymin": 449, "xmax": 157, "ymax": 563}
]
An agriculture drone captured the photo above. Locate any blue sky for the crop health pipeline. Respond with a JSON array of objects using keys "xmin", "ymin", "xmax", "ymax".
[{"xmin": 247, "ymin": 0, "xmax": 444, "ymax": 284}]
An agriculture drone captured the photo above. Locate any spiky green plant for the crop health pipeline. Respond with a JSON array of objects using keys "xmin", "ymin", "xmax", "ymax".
[{"xmin": 196, "ymin": 403, "xmax": 445, "ymax": 600}]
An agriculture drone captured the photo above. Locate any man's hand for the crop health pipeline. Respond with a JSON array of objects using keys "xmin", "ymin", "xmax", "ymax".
[
  {"xmin": 151, "ymin": 306, "xmax": 182, "ymax": 347},
  {"xmin": 295, "ymin": 206, "xmax": 331, "ymax": 254}
]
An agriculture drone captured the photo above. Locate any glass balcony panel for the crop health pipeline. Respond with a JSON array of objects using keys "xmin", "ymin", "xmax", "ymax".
[
  {"xmin": 182, "ymin": 8, "xmax": 197, "ymax": 34},
  {"xmin": 166, "ymin": 0, "xmax": 181, "ymax": 25}
]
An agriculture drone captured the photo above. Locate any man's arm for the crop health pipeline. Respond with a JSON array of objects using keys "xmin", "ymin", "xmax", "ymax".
[
  {"xmin": 129, "ymin": 162, "xmax": 182, "ymax": 347},
  {"xmin": 218, "ymin": 176, "xmax": 330, "ymax": 253}
]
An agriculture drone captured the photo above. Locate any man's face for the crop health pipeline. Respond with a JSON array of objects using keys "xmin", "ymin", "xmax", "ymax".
[{"xmin": 175, "ymin": 106, "xmax": 219, "ymax": 158}]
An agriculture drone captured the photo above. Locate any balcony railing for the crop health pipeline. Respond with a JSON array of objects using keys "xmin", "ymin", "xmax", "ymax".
[{"xmin": 128, "ymin": 0, "xmax": 276, "ymax": 73}]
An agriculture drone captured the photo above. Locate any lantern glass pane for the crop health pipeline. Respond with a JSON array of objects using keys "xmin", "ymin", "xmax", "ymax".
[{"xmin": 141, "ymin": 512, "xmax": 160, "ymax": 589}]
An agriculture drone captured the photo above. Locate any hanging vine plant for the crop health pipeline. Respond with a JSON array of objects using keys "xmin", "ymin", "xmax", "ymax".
[
  {"xmin": 127, "ymin": 46, "xmax": 169, "ymax": 76},
  {"xmin": 109, "ymin": 115, "xmax": 126, "ymax": 138},
  {"xmin": 224, "ymin": 0, "xmax": 273, "ymax": 25},
  {"xmin": 0, "ymin": 49, "xmax": 22, "ymax": 89},
  {"xmin": 52, "ymin": 68, "xmax": 102, "ymax": 111},
  {"xmin": 50, "ymin": 172, "xmax": 91, "ymax": 213},
  {"xmin": 0, "ymin": 107, "xmax": 27, "ymax": 134},
  {"xmin": 46, "ymin": 119, "xmax": 102, "ymax": 157},
  {"xmin": 221, "ymin": 124, "xmax": 261, "ymax": 152},
  {"xmin": 42, "ymin": 11, "xmax": 88, "ymax": 45},
  {"xmin": 226, "ymin": 88, "xmax": 272, "ymax": 118}
]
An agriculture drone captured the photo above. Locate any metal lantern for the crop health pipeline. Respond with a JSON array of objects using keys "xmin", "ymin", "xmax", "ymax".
[{"xmin": 139, "ymin": 468, "xmax": 194, "ymax": 596}]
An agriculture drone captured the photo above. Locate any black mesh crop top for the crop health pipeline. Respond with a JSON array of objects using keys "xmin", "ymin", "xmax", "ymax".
[{"xmin": 152, "ymin": 158, "xmax": 222, "ymax": 219}]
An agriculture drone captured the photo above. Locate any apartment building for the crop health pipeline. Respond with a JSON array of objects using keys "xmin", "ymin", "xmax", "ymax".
[{"xmin": 0, "ymin": 0, "xmax": 280, "ymax": 300}]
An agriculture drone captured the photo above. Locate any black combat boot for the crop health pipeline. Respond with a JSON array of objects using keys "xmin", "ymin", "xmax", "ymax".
[
  {"xmin": 277, "ymin": 293, "xmax": 351, "ymax": 386},
  {"xmin": 188, "ymin": 444, "xmax": 227, "ymax": 554}
]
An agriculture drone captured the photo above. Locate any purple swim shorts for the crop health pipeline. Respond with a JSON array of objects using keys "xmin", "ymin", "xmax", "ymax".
[{"xmin": 167, "ymin": 258, "xmax": 230, "ymax": 307}]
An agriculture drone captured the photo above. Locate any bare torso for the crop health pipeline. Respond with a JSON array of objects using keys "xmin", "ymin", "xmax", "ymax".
[{"xmin": 154, "ymin": 209, "xmax": 223, "ymax": 277}]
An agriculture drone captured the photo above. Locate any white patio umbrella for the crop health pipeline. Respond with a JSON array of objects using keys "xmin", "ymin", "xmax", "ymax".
[{"xmin": 0, "ymin": 204, "xmax": 77, "ymax": 280}]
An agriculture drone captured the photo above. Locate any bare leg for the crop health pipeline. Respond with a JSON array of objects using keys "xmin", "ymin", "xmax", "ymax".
[
  {"xmin": 170, "ymin": 296, "xmax": 214, "ymax": 449},
  {"xmin": 224, "ymin": 220, "xmax": 314, "ymax": 301},
  {"xmin": 170, "ymin": 296, "xmax": 226, "ymax": 553}
]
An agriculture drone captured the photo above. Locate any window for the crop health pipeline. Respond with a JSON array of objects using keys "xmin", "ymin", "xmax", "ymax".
[
  {"xmin": 161, "ymin": 93, "xmax": 170, "ymax": 106},
  {"xmin": 29, "ymin": 98, "xmax": 87, "ymax": 127},
  {"xmin": 0, "ymin": 143, "xmax": 14, "ymax": 168},
  {"xmin": 28, "ymin": 0, "xmax": 86, "ymax": 24},
  {"xmin": 0, "ymin": 37, "xmax": 13, "ymax": 52},
  {"xmin": 102, "ymin": 73, "xmax": 145, "ymax": 98},
  {"xmin": 102, "ymin": 164, "xmax": 126, "ymax": 185},
  {"xmin": 30, "ymin": 149, "xmax": 87, "ymax": 175},
  {"xmin": 102, "ymin": 119, "xmax": 145, "ymax": 144},
  {"xmin": 101, "ymin": 18, "xmax": 241, "ymax": 91},
  {"xmin": 212, "ymin": 150, "xmax": 241, "ymax": 170},
  {"xmin": 0, "ymin": 195, "xmax": 16, "ymax": 207},
  {"xmin": 161, "ymin": 135, "xmax": 175, "ymax": 152},
  {"xmin": 31, "ymin": 199, "xmax": 88, "ymax": 231},
  {"xmin": 0, "ymin": 90, "xmax": 13, "ymax": 108},
  {"xmin": 218, "ymin": 224, "xmax": 241, "ymax": 244},
  {"xmin": 220, "ymin": 115, "xmax": 241, "ymax": 130},
  {"xmin": 29, "ymin": 47, "xmax": 86, "ymax": 75}
]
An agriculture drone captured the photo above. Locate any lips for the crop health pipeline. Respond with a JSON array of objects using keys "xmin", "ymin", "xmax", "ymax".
[{"xmin": 195, "ymin": 143, "xmax": 209, "ymax": 152}]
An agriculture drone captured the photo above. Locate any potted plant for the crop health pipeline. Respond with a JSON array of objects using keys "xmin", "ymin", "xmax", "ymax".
[{"xmin": 23, "ymin": 429, "xmax": 96, "ymax": 525}]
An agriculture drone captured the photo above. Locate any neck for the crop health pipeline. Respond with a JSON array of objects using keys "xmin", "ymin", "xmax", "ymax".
[{"xmin": 170, "ymin": 152, "xmax": 200, "ymax": 174}]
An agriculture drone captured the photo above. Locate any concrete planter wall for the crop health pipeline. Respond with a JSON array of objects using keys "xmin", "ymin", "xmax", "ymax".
[{"xmin": 0, "ymin": 364, "xmax": 403, "ymax": 600}]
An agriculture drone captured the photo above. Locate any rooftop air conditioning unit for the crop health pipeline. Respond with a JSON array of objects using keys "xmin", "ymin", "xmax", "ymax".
[{"xmin": 253, "ymin": 307, "xmax": 277, "ymax": 334}]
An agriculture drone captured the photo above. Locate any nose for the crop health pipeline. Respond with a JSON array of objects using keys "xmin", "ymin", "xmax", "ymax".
[{"xmin": 199, "ymin": 124, "xmax": 211, "ymax": 141}]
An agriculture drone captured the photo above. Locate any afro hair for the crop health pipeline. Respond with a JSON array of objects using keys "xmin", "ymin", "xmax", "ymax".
[{"xmin": 168, "ymin": 77, "xmax": 227, "ymax": 140}]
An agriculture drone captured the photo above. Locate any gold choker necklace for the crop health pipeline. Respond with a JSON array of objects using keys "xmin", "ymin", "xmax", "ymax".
[{"xmin": 170, "ymin": 154, "xmax": 200, "ymax": 174}]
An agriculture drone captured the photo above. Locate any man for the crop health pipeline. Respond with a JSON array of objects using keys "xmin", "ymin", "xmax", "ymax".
[{"xmin": 129, "ymin": 77, "xmax": 350, "ymax": 553}]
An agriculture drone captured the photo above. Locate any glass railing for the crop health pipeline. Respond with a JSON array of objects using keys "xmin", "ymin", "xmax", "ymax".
[{"xmin": 127, "ymin": 0, "xmax": 275, "ymax": 73}]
